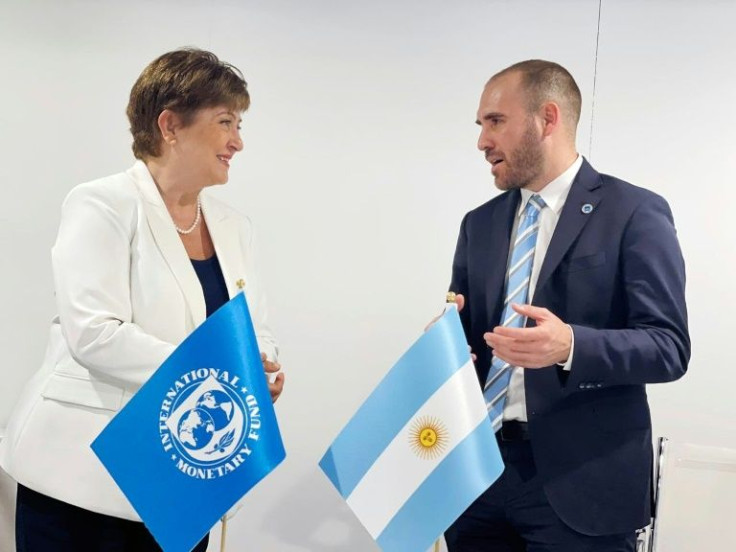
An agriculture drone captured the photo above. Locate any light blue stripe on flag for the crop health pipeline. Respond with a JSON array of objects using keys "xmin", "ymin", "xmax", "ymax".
[
  {"xmin": 319, "ymin": 308, "xmax": 469, "ymax": 498},
  {"xmin": 376, "ymin": 418, "xmax": 501, "ymax": 552}
]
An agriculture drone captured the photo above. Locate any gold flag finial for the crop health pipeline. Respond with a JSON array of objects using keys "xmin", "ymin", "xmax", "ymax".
[{"xmin": 446, "ymin": 291, "xmax": 457, "ymax": 304}]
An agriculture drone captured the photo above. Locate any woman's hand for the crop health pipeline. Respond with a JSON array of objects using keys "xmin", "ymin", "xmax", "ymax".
[{"xmin": 261, "ymin": 352, "xmax": 284, "ymax": 403}]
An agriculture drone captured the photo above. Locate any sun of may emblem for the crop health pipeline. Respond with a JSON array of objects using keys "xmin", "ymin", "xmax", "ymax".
[{"xmin": 409, "ymin": 416, "xmax": 448, "ymax": 460}]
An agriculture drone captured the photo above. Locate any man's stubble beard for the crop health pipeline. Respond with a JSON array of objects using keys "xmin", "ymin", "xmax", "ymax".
[{"xmin": 494, "ymin": 121, "xmax": 544, "ymax": 191}]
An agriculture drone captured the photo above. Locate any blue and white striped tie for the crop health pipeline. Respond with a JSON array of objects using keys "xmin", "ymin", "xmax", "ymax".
[{"xmin": 484, "ymin": 194, "xmax": 545, "ymax": 431}]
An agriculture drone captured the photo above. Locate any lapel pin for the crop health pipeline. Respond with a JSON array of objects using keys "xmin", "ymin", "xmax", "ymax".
[
  {"xmin": 581, "ymin": 203, "xmax": 594, "ymax": 214},
  {"xmin": 236, "ymin": 279, "xmax": 245, "ymax": 290}
]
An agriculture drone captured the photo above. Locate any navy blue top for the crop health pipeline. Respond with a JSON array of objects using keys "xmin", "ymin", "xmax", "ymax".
[{"xmin": 191, "ymin": 255, "xmax": 230, "ymax": 317}]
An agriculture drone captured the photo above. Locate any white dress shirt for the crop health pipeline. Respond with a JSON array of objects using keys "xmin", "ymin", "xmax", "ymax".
[{"xmin": 503, "ymin": 154, "xmax": 583, "ymax": 422}]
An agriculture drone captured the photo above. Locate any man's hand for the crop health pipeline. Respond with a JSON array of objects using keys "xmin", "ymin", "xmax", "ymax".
[
  {"xmin": 424, "ymin": 294, "xmax": 466, "ymax": 331},
  {"xmin": 425, "ymin": 293, "xmax": 476, "ymax": 361},
  {"xmin": 261, "ymin": 352, "xmax": 285, "ymax": 403},
  {"xmin": 483, "ymin": 304, "xmax": 572, "ymax": 368}
]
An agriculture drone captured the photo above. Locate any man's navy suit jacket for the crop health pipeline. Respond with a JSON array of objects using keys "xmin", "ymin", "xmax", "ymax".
[{"xmin": 450, "ymin": 159, "xmax": 690, "ymax": 536}]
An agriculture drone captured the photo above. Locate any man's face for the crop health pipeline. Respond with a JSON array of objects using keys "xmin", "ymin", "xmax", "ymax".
[{"xmin": 476, "ymin": 73, "xmax": 544, "ymax": 191}]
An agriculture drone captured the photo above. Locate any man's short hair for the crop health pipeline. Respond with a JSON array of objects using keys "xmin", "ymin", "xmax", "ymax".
[
  {"xmin": 127, "ymin": 48, "xmax": 250, "ymax": 160},
  {"xmin": 492, "ymin": 60, "xmax": 582, "ymax": 132}
]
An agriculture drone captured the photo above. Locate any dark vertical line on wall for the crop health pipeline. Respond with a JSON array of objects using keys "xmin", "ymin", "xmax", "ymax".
[{"xmin": 589, "ymin": 0, "xmax": 602, "ymax": 161}]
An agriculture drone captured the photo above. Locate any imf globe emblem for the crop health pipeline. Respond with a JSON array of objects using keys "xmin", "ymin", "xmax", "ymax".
[
  {"xmin": 177, "ymin": 391, "xmax": 234, "ymax": 451},
  {"xmin": 159, "ymin": 368, "xmax": 263, "ymax": 480},
  {"xmin": 177, "ymin": 408, "xmax": 215, "ymax": 450}
]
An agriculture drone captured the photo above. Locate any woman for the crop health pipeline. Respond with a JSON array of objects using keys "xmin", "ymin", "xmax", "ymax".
[{"xmin": 0, "ymin": 48, "xmax": 284, "ymax": 551}]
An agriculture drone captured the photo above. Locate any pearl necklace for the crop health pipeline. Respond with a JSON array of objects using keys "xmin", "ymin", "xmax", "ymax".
[{"xmin": 174, "ymin": 194, "xmax": 202, "ymax": 235}]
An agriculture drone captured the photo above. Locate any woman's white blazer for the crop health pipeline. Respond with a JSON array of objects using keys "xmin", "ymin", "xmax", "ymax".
[{"xmin": 0, "ymin": 161, "xmax": 278, "ymax": 520}]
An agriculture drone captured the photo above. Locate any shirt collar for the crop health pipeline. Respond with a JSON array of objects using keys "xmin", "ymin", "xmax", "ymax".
[{"xmin": 518, "ymin": 154, "xmax": 583, "ymax": 216}]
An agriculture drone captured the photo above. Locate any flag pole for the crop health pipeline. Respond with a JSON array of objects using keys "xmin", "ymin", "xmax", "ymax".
[
  {"xmin": 220, "ymin": 516, "xmax": 228, "ymax": 552},
  {"xmin": 433, "ymin": 291, "xmax": 455, "ymax": 552}
]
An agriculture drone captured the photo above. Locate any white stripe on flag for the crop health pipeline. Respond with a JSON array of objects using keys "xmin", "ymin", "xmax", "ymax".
[{"xmin": 345, "ymin": 359, "xmax": 487, "ymax": 538}]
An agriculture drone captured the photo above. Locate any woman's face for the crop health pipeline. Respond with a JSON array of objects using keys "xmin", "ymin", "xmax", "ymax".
[{"xmin": 173, "ymin": 105, "xmax": 243, "ymax": 187}]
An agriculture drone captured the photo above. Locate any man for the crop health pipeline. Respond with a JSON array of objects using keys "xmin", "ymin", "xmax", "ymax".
[{"xmin": 445, "ymin": 60, "xmax": 689, "ymax": 551}]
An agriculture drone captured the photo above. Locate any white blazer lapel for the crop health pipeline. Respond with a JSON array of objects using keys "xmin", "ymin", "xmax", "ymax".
[
  {"xmin": 128, "ymin": 161, "xmax": 207, "ymax": 327},
  {"xmin": 202, "ymin": 194, "xmax": 244, "ymax": 299}
]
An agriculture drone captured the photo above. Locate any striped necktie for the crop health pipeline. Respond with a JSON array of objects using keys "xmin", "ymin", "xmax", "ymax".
[{"xmin": 484, "ymin": 194, "xmax": 545, "ymax": 431}]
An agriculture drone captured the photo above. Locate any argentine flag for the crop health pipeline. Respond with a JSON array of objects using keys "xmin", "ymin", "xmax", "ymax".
[
  {"xmin": 319, "ymin": 307, "xmax": 503, "ymax": 552},
  {"xmin": 92, "ymin": 293, "xmax": 285, "ymax": 552}
]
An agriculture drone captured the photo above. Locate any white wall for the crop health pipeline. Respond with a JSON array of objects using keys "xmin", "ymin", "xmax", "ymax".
[
  {"xmin": 0, "ymin": 1, "xmax": 734, "ymax": 551},
  {"xmin": 591, "ymin": 0, "xmax": 736, "ymax": 449}
]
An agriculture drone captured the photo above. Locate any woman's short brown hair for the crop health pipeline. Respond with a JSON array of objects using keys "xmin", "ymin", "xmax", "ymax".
[{"xmin": 127, "ymin": 48, "xmax": 250, "ymax": 159}]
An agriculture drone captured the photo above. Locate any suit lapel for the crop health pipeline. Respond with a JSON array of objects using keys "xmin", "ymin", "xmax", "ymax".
[
  {"xmin": 201, "ymin": 197, "xmax": 243, "ymax": 299},
  {"xmin": 128, "ymin": 161, "xmax": 207, "ymax": 328},
  {"xmin": 484, "ymin": 190, "xmax": 521, "ymax": 327},
  {"xmin": 534, "ymin": 159, "xmax": 603, "ymax": 297}
]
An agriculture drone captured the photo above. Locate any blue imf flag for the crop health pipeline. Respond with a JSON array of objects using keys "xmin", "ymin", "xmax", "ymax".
[{"xmin": 92, "ymin": 293, "xmax": 285, "ymax": 552}]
